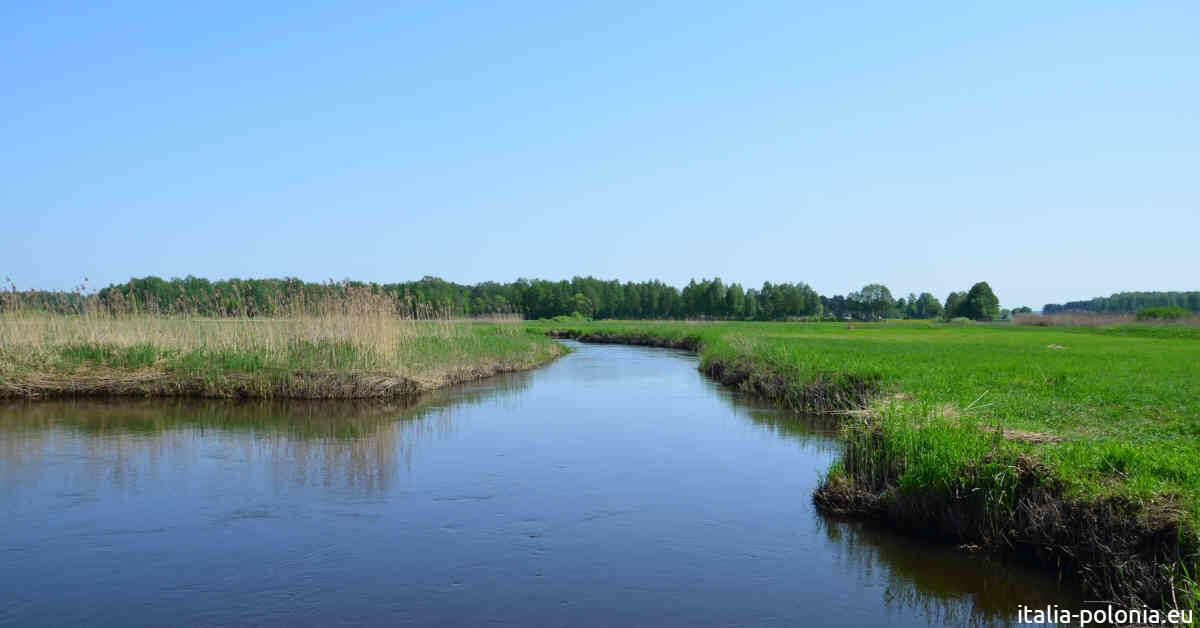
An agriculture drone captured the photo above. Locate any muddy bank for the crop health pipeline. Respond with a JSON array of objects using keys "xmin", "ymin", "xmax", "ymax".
[
  {"xmin": 701, "ymin": 358, "xmax": 881, "ymax": 414},
  {"xmin": 0, "ymin": 360, "xmax": 558, "ymax": 401},
  {"xmin": 549, "ymin": 329, "xmax": 879, "ymax": 414}
]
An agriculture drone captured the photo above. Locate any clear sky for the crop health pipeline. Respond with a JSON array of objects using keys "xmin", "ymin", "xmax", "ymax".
[{"xmin": 3, "ymin": 1, "xmax": 1196, "ymax": 309}]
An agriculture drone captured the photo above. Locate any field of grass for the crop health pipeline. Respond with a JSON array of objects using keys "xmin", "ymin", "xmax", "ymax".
[
  {"xmin": 531, "ymin": 319, "xmax": 1200, "ymax": 608},
  {"xmin": 0, "ymin": 310, "xmax": 565, "ymax": 399}
]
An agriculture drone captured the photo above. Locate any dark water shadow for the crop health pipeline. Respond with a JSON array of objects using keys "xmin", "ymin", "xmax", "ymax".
[
  {"xmin": 0, "ymin": 370, "xmax": 534, "ymax": 437},
  {"xmin": 818, "ymin": 515, "xmax": 1086, "ymax": 627}
]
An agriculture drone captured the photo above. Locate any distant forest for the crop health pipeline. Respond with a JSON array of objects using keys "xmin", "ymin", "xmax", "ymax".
[
  {"xmin": 3, "ymin": 275, "xmax": 986, "ymax": 321},
  {"xmin": 1043, "ymin": 292, "xmax": 1200, "ymax": 315}
]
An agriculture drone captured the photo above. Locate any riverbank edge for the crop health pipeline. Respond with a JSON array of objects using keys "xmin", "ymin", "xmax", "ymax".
[
  {"xmin": 0, "ymin": 343, "xmax": 568, "ymax": 401},
  {"xmin": 547, "ymin": 330, "xmax": 882, "ymax": 413},
  {"xmin": 546, "ymin": 328, "xmax": 1197, "ymax": 610}
]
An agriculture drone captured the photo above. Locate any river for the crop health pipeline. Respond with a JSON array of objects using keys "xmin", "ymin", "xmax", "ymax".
[{"xmin": 0, "ymin": 340, "xmax": 1080, "ymax": 626}]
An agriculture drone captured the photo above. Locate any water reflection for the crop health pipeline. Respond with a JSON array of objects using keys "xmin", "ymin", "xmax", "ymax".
[
  {"xmin": 819, "ymin": 515, "xmax": 1081, "ymax": 627},
  {"xmin": 721, "ymin": 393, "xmax": 845, "ymax": 448},
  {"xmin": 0, "ymin": 371, "xmax": 532, "ymax": 495}
]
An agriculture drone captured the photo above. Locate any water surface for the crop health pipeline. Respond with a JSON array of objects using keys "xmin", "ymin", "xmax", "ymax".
[{"xmin": 0, "ymin": 341, "xmax": 1080, "ymax": 626}]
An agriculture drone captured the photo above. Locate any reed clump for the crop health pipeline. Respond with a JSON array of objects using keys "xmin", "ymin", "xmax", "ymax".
[{"xmin": 0, "ymin": 282, "xmax": 561, "ymax": 399}]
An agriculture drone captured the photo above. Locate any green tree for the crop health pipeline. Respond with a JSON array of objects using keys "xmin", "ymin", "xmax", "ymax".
[
  {"xmin": 962, "ymin": 281, "xmax": 1000, "ymax": 321},
  {"xmin": 853, "ymin": 283, "xmax": 893, "ymax": 320},
  {"xmin": 624, "ymin": 283, "xmax": 642, "ymax": 318},
  {"xmin": 725, "ymin": 283, "xmax": 745, "ymax": 319},
  {"xmin": 744, "ymin": 289, "xmax": 759, "ymax": 319},
  {"xmin": 571, "ymin": 293, "xmax": 594, "ymax": 318},
  {"xmin": 943, "ymin": 292, "xmax": 966, "ymax": 321},
  {"xmin": 704, "ymin": 278, "xmax": 726, "ymax": 317},
  {"xmin": 913, "ymin": 292, "xmax": 942, "ymax": 319}
]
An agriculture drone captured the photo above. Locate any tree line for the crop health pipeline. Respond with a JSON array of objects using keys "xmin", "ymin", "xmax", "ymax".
[
  {"xmin": 1043, "ymin": 291, "xmax": 1200, "ymax": 315},
  {"xmin": 3, "ymin": 275, "xmax": 1009, "ymax": 322}
]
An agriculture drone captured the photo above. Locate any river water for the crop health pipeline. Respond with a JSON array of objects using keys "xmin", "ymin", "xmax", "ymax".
[{"xmin": 0, "ymin": 341, "xmax": 1081, "ymax": 626}]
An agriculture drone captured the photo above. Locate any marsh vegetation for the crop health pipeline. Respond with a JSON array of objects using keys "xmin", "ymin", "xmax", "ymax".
[{"xmin": 0, "ymin": 284, "xmax": 563, "ymax": 399}]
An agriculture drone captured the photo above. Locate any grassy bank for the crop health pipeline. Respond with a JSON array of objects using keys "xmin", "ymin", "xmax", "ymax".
[
  {"xmin": 0, "ymin": 310, "xmax": 565, "ymax": 399},
  {"xmin": 535, "ymin": 319, "xmax": 1200, "ymax": 609}
]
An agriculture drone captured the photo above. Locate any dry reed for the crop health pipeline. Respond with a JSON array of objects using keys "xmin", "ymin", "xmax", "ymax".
[
  {"xmin": 0, "ymin": 282, "xmax": 551, "ymax": 399},
  {"xmin": 1014, "ymin": 312, "xmax": 1200, "ymax": 327}
]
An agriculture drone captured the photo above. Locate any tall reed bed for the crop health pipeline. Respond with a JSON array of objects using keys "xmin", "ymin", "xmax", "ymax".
[
  {"xmin": 0, "ymin": 283, "xmax": 558, "ymax": 398},
  {"xmin": 1014, "ymin": 311, "xmax": 1200, "ymax": 327}
]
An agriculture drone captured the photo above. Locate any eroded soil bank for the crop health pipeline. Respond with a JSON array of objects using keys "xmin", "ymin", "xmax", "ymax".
[{"xmin": 814, "ymin": 441, "xmax": 1190, "ymax": 608}]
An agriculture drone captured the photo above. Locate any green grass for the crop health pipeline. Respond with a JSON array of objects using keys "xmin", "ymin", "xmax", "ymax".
[
  {"xmin": 57, "ymin": 342, "xmax": 166, "ymax": 370},
  {"xmin": 532, "ymin": 319, "xmax": 1200, "ymax": 543},
  {"xmin": 168, "ymin": 340, "xmax": 370, "ymax": 376}
]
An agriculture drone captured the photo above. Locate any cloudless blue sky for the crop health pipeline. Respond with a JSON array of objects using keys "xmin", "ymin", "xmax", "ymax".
[{"xmin": 3, "ymin": 1, "xmax": 1196, "ymax": 309}]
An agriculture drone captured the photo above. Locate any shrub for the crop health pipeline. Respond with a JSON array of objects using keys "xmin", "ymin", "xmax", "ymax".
[
  {"xmin": 1136, "ymin": 306, "xmax": 1191, "ymax": 321},
  {"xmin": 949, "ymin": 317, "xmax": 973, "ymax": 325},
  {"xmin": 545, "ymin": 313, "xmax": 591, "ymax": 323}
]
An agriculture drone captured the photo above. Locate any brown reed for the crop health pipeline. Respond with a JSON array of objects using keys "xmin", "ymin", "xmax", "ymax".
[{"xmin": 0, "ymin": 281, "xmax": 553, "ymax": 399}]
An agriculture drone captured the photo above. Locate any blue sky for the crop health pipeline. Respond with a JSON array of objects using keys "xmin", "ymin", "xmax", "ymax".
[{"xmin": 3, "ymin": 1, "xmax": 1196, "ymax": 309}]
